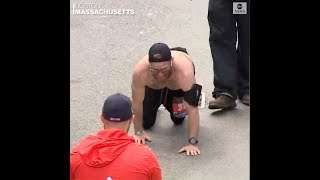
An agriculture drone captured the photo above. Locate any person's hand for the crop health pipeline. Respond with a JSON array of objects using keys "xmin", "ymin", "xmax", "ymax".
[
  {"xmin": 178, "ymin": 144, "xmax": 200, "ymax": 156},
  {"xmin": 133, "ymin": 131, "xmax": 151, "ymax": 144}
]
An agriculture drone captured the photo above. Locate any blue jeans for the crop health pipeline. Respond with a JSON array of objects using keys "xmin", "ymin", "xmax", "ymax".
[{"xmin": 208, "ymin": 0, "xmax": 250, "ymax": 99}]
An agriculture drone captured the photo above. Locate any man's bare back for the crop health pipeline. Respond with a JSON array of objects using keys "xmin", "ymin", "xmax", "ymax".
[{"xmin": 132, "ymin": 50, "xmax": 196, "ymax": 91}]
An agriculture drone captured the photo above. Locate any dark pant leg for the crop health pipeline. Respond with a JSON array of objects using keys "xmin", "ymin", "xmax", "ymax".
[
  {"xmin": 162, "ymin": 88, "xmax": 186, "ymax": 125},
  {"xmin": 208, "ymin": 0, "xmax": 238, "ymax": 99},
  {"xmin": 236, "ymin": 1, "xmax": 250, "ymax": 98},
  {"xmin": 143, "ymin": 87, "xmax": 161, "ymax": 129}
]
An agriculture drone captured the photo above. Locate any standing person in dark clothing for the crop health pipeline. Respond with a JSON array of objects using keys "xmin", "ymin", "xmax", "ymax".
[{"xmin": 207, "ymin": 0, "xmax": 250, "ymax": 109}]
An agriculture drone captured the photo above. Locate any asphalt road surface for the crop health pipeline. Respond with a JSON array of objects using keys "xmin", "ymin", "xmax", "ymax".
[{"xmin": 70, "ymin": 0, "xmax": 249, "ymax": 179}]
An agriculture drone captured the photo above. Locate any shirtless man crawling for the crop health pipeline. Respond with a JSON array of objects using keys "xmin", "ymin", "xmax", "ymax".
[{"xmin": 131, "ymin": 43, "xmax": 202, "ymax": 156}]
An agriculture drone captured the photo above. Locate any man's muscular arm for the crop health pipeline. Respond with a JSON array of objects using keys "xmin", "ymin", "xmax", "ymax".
[
  {"xmin": 176, "ymin": 56, "xmax": 200, "ymax": 140},
  {"xmin": 131, "ymin": 70, "xmax": 151, "ymax": 144},
  {"xmin": 181, "ymin": 78, "xmax": 199, "ymax": 140},
  {"xmin": 177, "ymin": 67, "xmax": 201, "ymax": 156},
  {"xmin": 131, "ymin": 70, "xmax": 145, "ymax": 134}
]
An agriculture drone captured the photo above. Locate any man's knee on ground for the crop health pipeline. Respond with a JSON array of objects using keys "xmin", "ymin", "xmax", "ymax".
[{"xmin": 143, "ymin": 116, "xmax": 157, "ymax": 129}]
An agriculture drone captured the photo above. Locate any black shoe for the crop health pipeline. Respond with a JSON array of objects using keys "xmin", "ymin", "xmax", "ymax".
[{"xmin": 171, "ymin": 116, "xmax": 185, "ymax": 125}]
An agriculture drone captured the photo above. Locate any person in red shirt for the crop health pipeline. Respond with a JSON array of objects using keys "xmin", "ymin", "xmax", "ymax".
[{"xmin": 70, "ymin": 93, "xmax": 162, "ymax": 180}]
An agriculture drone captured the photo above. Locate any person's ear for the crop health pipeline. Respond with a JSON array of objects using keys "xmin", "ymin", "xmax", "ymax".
[
  {"xmin": 100, "ymin": 114, "xmax": 105, "ymax": 124},
  {"xmin": 128, "ymin": 115, "xmax": 134, "ymax": 124}
]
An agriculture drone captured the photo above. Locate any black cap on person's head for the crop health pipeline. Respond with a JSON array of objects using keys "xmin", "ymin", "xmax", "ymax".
[
  {"xmin": 148, "ymin": 43, "xmax": 172, "ymax": 62},
  {"xmin": 102, "ymin": 93, "xmax": 133, "ymax": 122}
]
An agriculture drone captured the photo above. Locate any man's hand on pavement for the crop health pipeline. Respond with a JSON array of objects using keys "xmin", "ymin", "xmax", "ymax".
[
  {"xmin": 133, "ymin": 131, "xmax": 151, "ymax": 144},
  {"xmin": 178, "ymin": 144, "xmax": 200, "ymax": 156}
]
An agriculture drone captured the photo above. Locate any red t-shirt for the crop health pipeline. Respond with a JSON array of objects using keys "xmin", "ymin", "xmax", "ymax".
[{"xmin": 70, "ymin": 129, "xmax": 162, "ymax": 180}]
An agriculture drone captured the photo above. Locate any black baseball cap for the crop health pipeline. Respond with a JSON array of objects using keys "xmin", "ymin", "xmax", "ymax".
[
  {"xmin": 148, "ymin": 43, "xmax": 172, "ymax": 62},
  {"xmin": 102, "ymin": 93, "xmax": 133, "ymax": 122}
]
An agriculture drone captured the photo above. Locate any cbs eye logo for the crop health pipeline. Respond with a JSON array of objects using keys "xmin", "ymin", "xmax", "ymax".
[{"xmin": 237, "ymin": 4, "xmax": 242, "ymax": 9}]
